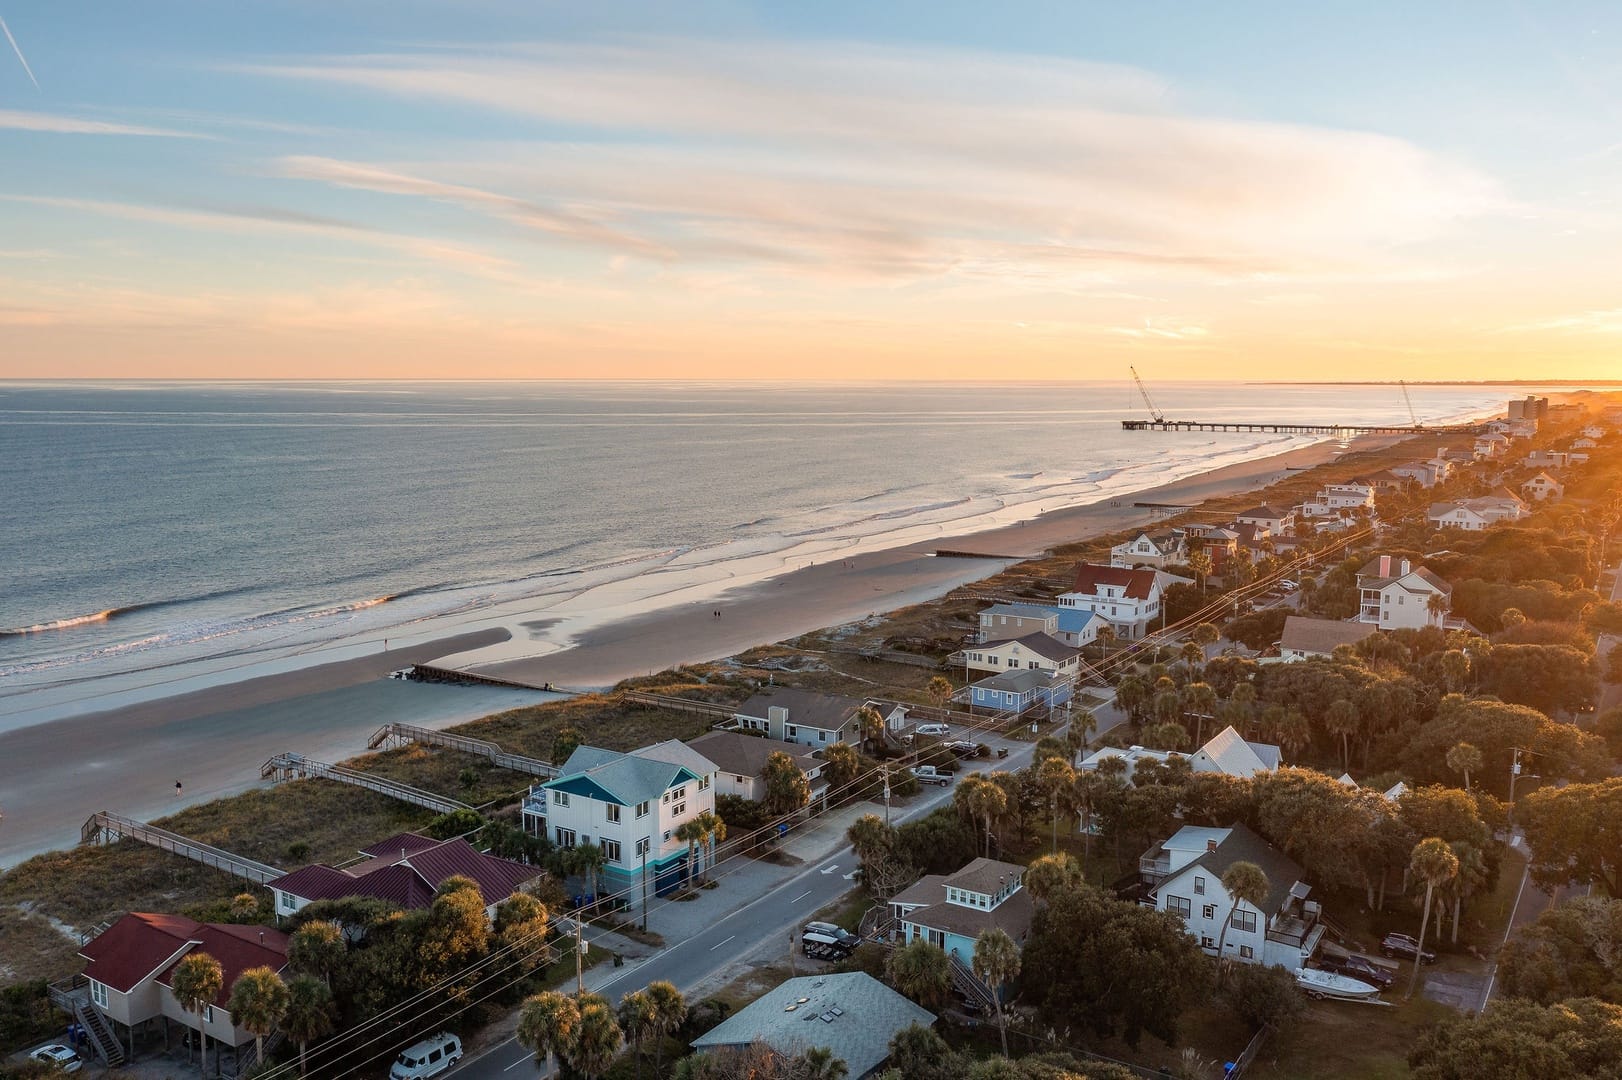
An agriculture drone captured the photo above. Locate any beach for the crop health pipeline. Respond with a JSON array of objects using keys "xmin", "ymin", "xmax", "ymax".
[{"xmin": 0, "ymin": 429, "xmax": 1401, "ymax": 866}]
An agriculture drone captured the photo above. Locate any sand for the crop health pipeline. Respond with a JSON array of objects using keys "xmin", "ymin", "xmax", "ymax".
[{"xmin": 0, "ymin": 432, "xmax": 1395, "ymax": 868}]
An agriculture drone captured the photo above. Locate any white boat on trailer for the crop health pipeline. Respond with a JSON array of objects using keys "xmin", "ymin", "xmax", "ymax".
[{"xmin": 1295, "ymin": 968, "xmax": 1381, "ymax": 1001}]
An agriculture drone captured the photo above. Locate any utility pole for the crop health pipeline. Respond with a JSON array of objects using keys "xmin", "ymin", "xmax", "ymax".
[
  {"xmin": 882, "ymin": 765, "xmax": 891, "ymax": 827},
  {"xmin": 1507, "ymin": 747, "xmax": 1538, "ymax": 832},
  {"xmin": 574, "ymin": 917, "xmax": 587, "ymax": 995},
  {"xmin": 640, "ymin": 846, "xmax": 649, "ymax": 932}
]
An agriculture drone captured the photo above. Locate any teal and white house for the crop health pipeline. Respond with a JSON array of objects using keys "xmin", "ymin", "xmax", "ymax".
[
  {"xmin": 522, "ymin": 739, "xmax": 718, "ymax": 900},
  {"xmin": 887, "ymin": 858, "xmax": 1033, "ymax": 966}
]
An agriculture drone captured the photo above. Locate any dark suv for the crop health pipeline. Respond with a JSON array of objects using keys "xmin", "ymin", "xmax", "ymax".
[
  {"xmin": 1380, "ymin": 932, "xmax": 1437, "ymax": 964},
  {"xmin": 1318, "ymin": 953, "xmax": 1396, "ymax": 988}
]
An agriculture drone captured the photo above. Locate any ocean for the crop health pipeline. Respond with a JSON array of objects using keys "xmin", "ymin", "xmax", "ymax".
[{"xmin": 0, "ymin": 380, "xmax": 1506, "ymax": 711}]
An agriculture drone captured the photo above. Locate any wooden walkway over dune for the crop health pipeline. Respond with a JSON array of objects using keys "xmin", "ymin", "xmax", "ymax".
[
  {"xmin": 619, "ymin": 690, "xmax": 738, "ymax": 718},
  {"xmin": 80, "ymin": 811, "xmax": 285, "ymax": 884},
  {"xmin": 260, "ymin": 752, "xmax": 470, "ymax": 815},
  {"xmin": 367, "ymin": 722, "xmax": 559, "ymax": 779}
]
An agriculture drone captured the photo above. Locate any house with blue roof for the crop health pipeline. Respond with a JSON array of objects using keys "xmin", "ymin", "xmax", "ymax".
[{"xmin": 522, "ymin": 739, "xmax": 718, "ymax": 901}]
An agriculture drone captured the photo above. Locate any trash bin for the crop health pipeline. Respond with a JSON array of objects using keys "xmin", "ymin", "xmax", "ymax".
[{"xmin": 613, "ymin": 953, "xmax": 624, "ymax": 968}]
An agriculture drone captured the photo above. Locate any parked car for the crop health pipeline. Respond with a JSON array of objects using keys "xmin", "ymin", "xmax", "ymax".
[
  {"xmin": 802, "ymin": 922, "xmax": 860, "ymax": 949},
  {"xmin": 29, "ymin": 1045, "xmax": 82, "ymax": 1074},
  {"xmin": 1318, "ymin": 953, "xmax": 1396, "ymax": 989},
  {"xmin": 802, "ymin": 931, "xmax": 854, "ymax": 961},
  {"xmin": 910, "ymin": 765, "xmax": 953, "ymax": 786},
  {"xmin": 389, "ymin": 1033, "xmax": 463, "ymax": 1080},
  {"xmin": 914, "ymin": 723, "xmax": 951, "ymax": 737},
  {"xmin": 1279, "ymin": 579, "xmax": 1299, "ymax": 592},
  {"xmin": 944, "ymin": 740, "xmax": 981, "ymax": 758},
  {"xmin": 1380, "ymin": 932, "xmax": 1437, "ymax": 965}
]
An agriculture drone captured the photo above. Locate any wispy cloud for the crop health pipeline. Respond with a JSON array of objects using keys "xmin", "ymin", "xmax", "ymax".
[
  {"xmin": 0, "ymin": 13, "xmax": 38, "ymax": 91},
  {"xmin": 0, "ymin": 108, "xmax": 204, "ymax": 137},
  {"xmin": 240, "ymin": 38, "xmax": 1506, "ymax": 287},
  {"xmin": 1495, "ymin": 308, "xmax": 1622, "ymax": 335}
]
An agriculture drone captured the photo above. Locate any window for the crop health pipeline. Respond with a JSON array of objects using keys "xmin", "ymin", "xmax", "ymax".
[
  {"xmin": 786, "ymin": 725, "xmax": 798, "ymax": 738},
  {"xmin": 91, "ymin": 980, "xmax": 107, "ymax": 1008},
  {"xmin": 1230, "ymin": 909, "xmax": 1257, "ymax": 933},
  {"xmin": 636, "ymin": 800, "xmax": 651, "ymax": 818},
  {"xmin": 673, "ymin": 785, "xmax": 687, "ymax": 800},
  {"xmin": 636, "ymin": 837, "xmax": 650, "ymax": 858},
  {"xmin": 1202, "ymin": 904, "xmax": 1216, "ymax": 921},
  {"xmin": 818, "ymin": 730, "xmax": 828, "ymax": 742},
  {"xmin": 663, "ymin": 830, "xmax": 672, "ymax": 842},
  {"xmin": 734, "ymin": 774, "xmax": 746, "ymax": 783},
  {"xmin": 601, "ymin": 839, "xmax": 622, "ymax": 863},
  {"xmin": 605, "ymin": 804, "xmax": 621, "ymax": 824},
  {"xmin": 204, "ymin": 1006, "xmax": 214, "ymax": 1024},
  {"xmin": 1193, "ymin": 876, "xmax": 1205, "ymax": 895},
  {"xmin": 663, "ymin": 792, "xmax": 670, "ymax": 804},
  {"xmin": 1239, "ymin": 945, "xmax": 1254, "ymax": 960},
  {"xmin": 673, "ymin": 802, "xmax": 687, "ymax": 817},
  {"xmin": 555, "ymin": 827, "xmax": 576, "ymax": 848},
  {"xmin": 1201, "ymin": 935, "xmax": 1216, "ymax": 950},
  {"xmin": 552, "ymin": 791, "xmax": 571, "ymax": 807},
  {"xmin": 1168, "ymin": 896, "xmax": 1192, "ymax": 918},
  {"xmin": 699, "ymin": 775, "xmax": 710, "ymax": 790}
]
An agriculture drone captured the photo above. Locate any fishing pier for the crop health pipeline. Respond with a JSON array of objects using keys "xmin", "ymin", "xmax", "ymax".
[{"xmin": 1120, "ymin": 419, "xmax": 1481, "ymax": 435}]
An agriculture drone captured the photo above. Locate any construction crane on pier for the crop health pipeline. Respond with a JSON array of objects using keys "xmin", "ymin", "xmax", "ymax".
[
  {"xmin": 1399, "ymin": 380, "xmax": 1422, "ymax": 428},
  {"xmin": 1130, "ymin": 365, "xmax": 1165, "ymax": 424}
]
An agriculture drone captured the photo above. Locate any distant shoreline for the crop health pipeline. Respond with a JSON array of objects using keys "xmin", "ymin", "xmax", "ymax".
[{"xmin": 1257, "ymin": 381, "xmax": 1622, "ymax": 387}]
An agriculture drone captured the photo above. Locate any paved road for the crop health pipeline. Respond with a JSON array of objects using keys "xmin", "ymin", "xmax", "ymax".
[
  {"xmin": 1598, "ymin": 563, "xmax": 1621, "ymax": 712},
  {"xmin": 448, "ymin": 711, "xmax": 1086, "ymax": 1080}
]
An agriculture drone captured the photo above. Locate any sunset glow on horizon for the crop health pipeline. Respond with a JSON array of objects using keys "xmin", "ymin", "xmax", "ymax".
[{"xmin": 2, "ymin": 3, "xmax": 1621, "ymax": 381}]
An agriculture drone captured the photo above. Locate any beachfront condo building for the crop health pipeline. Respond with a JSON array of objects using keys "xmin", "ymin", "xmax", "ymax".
[
  {"xmin": 523, "ymin": 739, "xmax": 718, "ymax": 901},
  {"xmin": 1057, "ymin": 563, "xmax": 1162, "ymax": 639}
]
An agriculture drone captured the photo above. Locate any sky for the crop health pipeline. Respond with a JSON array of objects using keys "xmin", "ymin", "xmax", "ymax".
[{"xmin": 1, "ymin": 1, "xmax": 1620, "ymax": 381}]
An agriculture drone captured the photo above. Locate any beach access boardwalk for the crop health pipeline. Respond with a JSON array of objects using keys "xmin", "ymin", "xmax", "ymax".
[
  {"xmin": 79, "ymin": 811, "xmax": 284, "ymax": 885},
  {"xmin": 367, "ymin": 722, "xmax": 560, "ymax": 779},
  {"xmin": 619, "ymin": 689, "xmax": 738, "ymax": 719},
  {"xmin": 260, "ymin": 752, "xmax": 470, "ymax": 815}
]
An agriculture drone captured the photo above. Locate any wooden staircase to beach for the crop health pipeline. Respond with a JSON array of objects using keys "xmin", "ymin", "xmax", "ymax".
[
  {"xmin": 80, "ymin": 811, "xmax": 284, "ymax": 885},
  {"xmin": 48, "ymin": 977, "xmax": 126, "ymax": 1068},
  {"xmin": 367, "ymin": 722, "xmax": 559, "ymax": 779},
  {"xmin": 260, "ymin": 753, "xmax": 471, "ymax": 815}
]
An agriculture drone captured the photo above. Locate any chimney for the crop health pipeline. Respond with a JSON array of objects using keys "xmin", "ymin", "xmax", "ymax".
[
  {"xmin": 1206, "ymin": 838, "xmax": 1218, "ymax": 853},
  {"xmin": 258, "ymin": 931, "xmax": 264, "ymax": 944},
  {"xmin": 1379, "ymin": 555, "xmax": 1391, "ymax": 576},
  {"xmin": 1400, "ymin": 558, "xmax": 1411, "ymax": 575}
]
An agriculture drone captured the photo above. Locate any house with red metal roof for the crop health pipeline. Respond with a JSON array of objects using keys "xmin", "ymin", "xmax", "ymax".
[
  {"xmin": 77, "ymin": 912, "xmax": 289, "ymax": 1062},
  {"xmin": 1056, "ymin": 563, "xmax": 1162, "ymax": 639},
  {"xmin": 265, "ymin": 833, "xmax": 543, "ymax": 923}
]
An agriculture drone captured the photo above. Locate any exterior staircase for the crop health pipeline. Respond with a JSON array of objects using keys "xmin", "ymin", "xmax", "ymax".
[
  {"xmin": 47, "ymin": 979, "xmax": 125, "ymax": 1068},
  {"xmin": 947, "ymin": 952, "xmax": 998, "ymax": 1012}
]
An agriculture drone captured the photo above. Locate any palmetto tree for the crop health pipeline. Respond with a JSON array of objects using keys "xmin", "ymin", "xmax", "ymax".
[
  {"xmin": 1036, "ymin": 756, "xmax": 1075, "ymax": 853},
  {"xmin": 953, "ymin": 774, "xmax": 1007, "ymax": 858},
  {"xmin": 701, "ymin": 812, "xmax": 727, "ymax": 881},
  {"xmin": 1446, "ymin": 742, "xmax": 1483, "ymax": 791},
  {"xmin": 170, "ymin": 951, "xmax": 223, "ymax": 1079},
  {"xmin": 1440, "ymin": 649, "xmax": 1471, "ymax": 694},
  {"xmin": 1324, "ymin": 698, "xmax": 1360, "ymax": 773},
  {"xmin": 1068, "ymin": 771, "xmax": 1106, "ymax": 870},
  {"xmin": 676, "ymin": 819, "xmax": 704, "ymax": 890},
  {"xmin": 286, "ymin": 921, "xmax": 345, "ymax": 989},
  {"xmin": 760, "ymin": 751, "xmax": 811, "ymax": 816},
  {"xmin": 847, "ymin": 813, "xmax": 893, "ymax": 865},
  {"xmin": 1188, "ymin": 549, "xmax": 1213, "ymax": 593},
  {"xmin": 1426, "ymin": 591, "xmax": 1450, "ymax": 627},
  {"xmin": 1181, "ymin": 682, "xmax": 1218, "ymax": 747},
  {"xmin": 856, "ymin": 705, "xmax": 885, "ymax": 753},
  {"xmin": 227, "ymin": 965, "xmax": 288, "ymax": 1068},
  {"xmin": 1406, "ymin": 838, "xmax": 1459, "ymax": 998},
  {"xmin": 1064, "ymin": 712, "xmax": 1095, "ymax": 762},
  {"xmin": 573, "ymin": 841, "xmax": 608, "ymax": 905},
  {"xmin": 1024, "ymin": 851, "xmax": 1085, "ymax": 903},
  {"xmin": 972, "ymin": 928, "xmax": 1021, "ymax": 1058},
  {"xmin": 1274, "ymin": 707, "xmax": 1312, "ymax": 762},
  {"xmin": 617, "ymin": 989, "xmax": 655, "ymax": 1080},
  {"xmin": 885, "ymin": 939, "xmax": 952, "ymax": 1009},
  {"xmin": 925, "ymin": 675, "xmax": 954, "ymax": 710},
  {"xmin": 1114, "ymin": 672, "xmax": 1150, "ymax": 723},
  {"xmin": 517, "ymin": 990, "xmax": 579, "ymax": 1079},
  {"xmin": 1095, "ymin": 623, "xmax": 1117, "ymax": 658},
  {"xmin": 280, "ymin": 974, "xmax": 335, "ymax": 1077},
  {"xmin": 642, "ymin": 980, "xmax": 687, "ymax": 1077},
  {"xmin": 1215, "ymin": 861, "xmax": 1270, "ymax": 982},
  {"xmin": 803, "ymin": 1047, "xmax": 849, "ymax": 1079}
]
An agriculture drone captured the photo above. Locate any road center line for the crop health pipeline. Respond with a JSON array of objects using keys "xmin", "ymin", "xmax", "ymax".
[
  {"xmin": 709, "ymin": 934, "xmax": 736, "ymax": 951},
  {"xmin": 790, "ymin": 890, "xmax": 811, "ymax": 903}
]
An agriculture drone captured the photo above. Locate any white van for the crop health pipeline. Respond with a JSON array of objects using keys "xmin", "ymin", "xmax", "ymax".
[{"xmin": 390, "ymin": 1033, "xmax": 462, "ymax": 1079}]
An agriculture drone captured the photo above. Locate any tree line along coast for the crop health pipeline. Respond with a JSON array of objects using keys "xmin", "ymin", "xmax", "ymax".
[{"xmin": 2, "ymin": 393, "xmax": 1621, "ymax": 1079}]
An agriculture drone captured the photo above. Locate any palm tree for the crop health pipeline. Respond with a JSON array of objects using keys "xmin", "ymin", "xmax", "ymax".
[
  {"xmin": 925, "ymin": 675, "xmax": 955, "ymax": 710},
  {"xmin": 1275, "ymin": 707, "xmax": 1312, "ymax": 762},
  {"xmin": 1068, "ymin": 771, "xmax": 1106, "ymax": 870},
  {"xmin": 760, "ymin": 751, "xmax": 811, "ymax": 815},
  {"xmin": 1406, "ymin": 838, "xmax": 1459, "ymax": 998},
  {"xmin": 1095, "ymin": 623, "xmax": 1117, "ymax": 658},
  {"xmin": 1179, "ymin": 640, "xmax": 1204, "ymax": 672},
  {"xmin": 1426, "ymin": 591, "xmax": 1450, "ymax": 627},
  {"xmin": 573, "ymin": 841, "xmax": 608, "ymax": 906},
  {"xmin": 676, "ymin": 820, "xmax": 704, "ymax": 890},
  {"xmin": 1024, "ymin": 851, "xmax": 1085, "ymax": 903},
  {"xmin": 1439, "ymin": 649, "xmax": 1471, "ymax": 694},
  {"xmin": 847, "ymin": 813, "xmax": 893, "ymax": 865},
  {"xmin": 856, "ymin": 705, "xmax": 885, "ymax": 754},
  {"xmin": 286, "ymin": 921, "xmax": 345, "ymax": 989},
  {"xmin": 822, "ymin": 742, "xmax": 860, "ymax": 793},
  {"xmin": 972, "ymin": 928, "xmax": 1021, "ymax": 1058},
  {"xmin": 1191, "ymin": 622, "xmax": 1221, "ymax": 649},
  {"xmin": 953, "ymin": 774, "xmax": 1007, "ymax": 858},
  {"xmin": 229, "ymin": 893, "xmax": 259, "ymax": 920},
  {"xmin": 617, "ymin": 990, "xmax": 655, "ymax": 1080},
  {"xmin": 280, "ymin": 974, "xmax": 335, "ymax": 1077},
  {"xmin": 1324, "ymin": 698, "xmax": 1360, "ymax": 773},
  {"xmin": 170, "ymin": 951, "xmax": 223, "ymax": 1079},
  {"xmin": 227, "ymin": 965, "xmax": 289, "ymax": 1068},
  {"xmin": 1188, "ymin": 549, "xmax": 1213, "ymax": 593},
  {"xmin": 1114, "ymin": 672, "xmax": 1150, "ymax": 723},
  {"xmin": 1214, "ymin": 861, "xmax": 1270, "ymax": 982},
  {"xmin": 517, "ymin": 990, "xmax": 580, "ymax": 1079},
  {"xmin": 1446, "ymin": 742, "xmax": 1483, "ymax": 791},
  {"xmin": 1036, "ymin": 756, "xmax": 1075, "ymax": 853},
  {"xmin": 803, "ymin": 1047, "xmax": 849, "ymax": 1079},
  {"xmin": 1181, "ymin": 682, "xmax": 1218, "ymax": 747},
  {"xmin": 885, "ymin": 939, "xmax": 952, "ymax": 1009},
  {"xmin": 642, "ymin": 980, "xmax": 687, "ymax": 1077},
  {"xmin": 703, "ymin": 812, "xmax": 727, "ymax": 881},
  {"xmin": 1064, "ymin": 711, "xmax": 1095, "ymax": 763}
]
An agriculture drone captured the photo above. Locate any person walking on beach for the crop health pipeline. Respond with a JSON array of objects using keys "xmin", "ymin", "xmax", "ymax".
[{"xmin": 174, "ymin": 780, "xmax": 183, "ymax": 798}]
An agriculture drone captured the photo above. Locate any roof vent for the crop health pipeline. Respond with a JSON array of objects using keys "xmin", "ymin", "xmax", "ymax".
[{"xmin": 1206, "ymin": 838, "xmax": 1218, "ymax": 853}]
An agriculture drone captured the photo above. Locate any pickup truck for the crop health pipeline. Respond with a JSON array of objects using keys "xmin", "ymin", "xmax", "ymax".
[{"xmin": 910, "ymin": 765, "xmax": 953, "ymax": 786}]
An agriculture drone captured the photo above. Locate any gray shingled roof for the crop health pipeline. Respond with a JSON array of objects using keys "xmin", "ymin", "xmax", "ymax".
[
  {"xmin": 1279, "ymin": 616, "xmax": 1378, "ymax": 656},
  {"xmin": 944, "ymin": 857, "xmax": 1025, "ymax": 896},
  {"xmin": 690, "ymin": 972, "xmax": 935, "ymax": 1078},
  {"xmin": 733, "ymin": 688, "xmax": 867, "ymax": 732},
  {"xmin": 1179, "ymin": 823, "xmax": 1306, "ymax": 918},
  {"xmin": 980, "ymin": 631, "xmax": 1078, "ymax": 663},
  {"xmin": 972, "ymin": 668, "xmax": 1066, "ymax": 694},
  {"xmin": 687, "ymin": 731, "xmax": 820, "ymax": 778}
]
